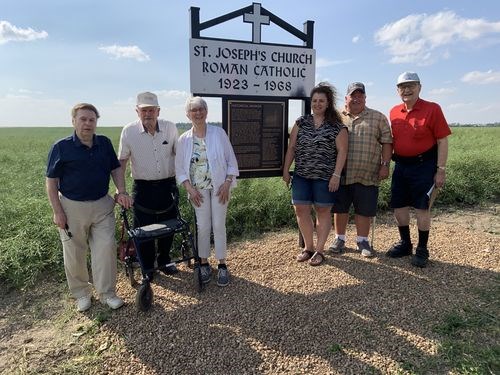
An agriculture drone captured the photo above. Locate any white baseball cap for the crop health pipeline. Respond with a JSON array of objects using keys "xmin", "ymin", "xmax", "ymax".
[{"xmin": 397, "ymin": 72, "xmax": 420, "ymax": 85}]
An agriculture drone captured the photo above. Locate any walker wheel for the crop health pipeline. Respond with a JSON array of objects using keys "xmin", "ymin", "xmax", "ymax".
[{"xmin": 136, "ymin": 283, "xmax": 153, "ymax": 311}]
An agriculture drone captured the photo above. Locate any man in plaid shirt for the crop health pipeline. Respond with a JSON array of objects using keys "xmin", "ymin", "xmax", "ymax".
[{"xmin": 329, "ymin": 82, "xmax": 393, "ymax": 257}]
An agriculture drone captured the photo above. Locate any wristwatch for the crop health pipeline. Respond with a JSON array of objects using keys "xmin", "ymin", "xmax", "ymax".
[{"xmin": 381, "ymin": 161, "xmax": 390, "ymax": 166}]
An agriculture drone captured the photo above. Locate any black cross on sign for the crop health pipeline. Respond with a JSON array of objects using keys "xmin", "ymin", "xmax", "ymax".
[{"xmin": 243, "ymin": 3, "xmax": 270, "ymax": 43}]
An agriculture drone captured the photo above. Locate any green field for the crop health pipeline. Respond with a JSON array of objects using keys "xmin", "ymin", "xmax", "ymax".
[{"xmin": 0, "ymin": 126, "xmax": 499, "ymax": 289}]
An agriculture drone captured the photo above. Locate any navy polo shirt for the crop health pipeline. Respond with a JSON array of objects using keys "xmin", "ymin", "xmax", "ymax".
[{"xmin": 46, "ymin": 132, "xmax": 121, "ymax": 201}]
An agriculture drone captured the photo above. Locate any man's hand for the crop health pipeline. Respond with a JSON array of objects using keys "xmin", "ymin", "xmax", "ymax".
[
  {"xmin": 53, "ymin": 211, "xmax": 67, "ymax": 229},
  {"xmin": 115, "ymin": 193, "xmax": 134, "ymax": 209},
  {"xmin": 378, "ymin": 165, "xmax": 390, "ymax": 180},
  {"xmin": 435, "ymin": 169, "xmax": 446, "ymax": 188}
]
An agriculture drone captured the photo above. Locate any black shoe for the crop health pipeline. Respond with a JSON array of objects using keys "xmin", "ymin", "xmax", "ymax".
[
  {"xmin": 411, "ymin": 246, "xmax": 429, "ymax": 268},
  {"xmin": 159, "ymin": 264, "xmax": 179, "ymax": 275},
  {"xmin": 386, "ymin": 241, "xmax": 413, "ymax": 258}
]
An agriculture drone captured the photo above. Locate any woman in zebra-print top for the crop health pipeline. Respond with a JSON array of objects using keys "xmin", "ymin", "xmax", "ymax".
[{"xmin": 283, "ymin": 82, "xmax": 348, "ymax": 266}]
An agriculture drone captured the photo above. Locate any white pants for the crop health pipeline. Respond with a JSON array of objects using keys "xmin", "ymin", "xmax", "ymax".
[
  {"xmin": 59, "ymin": 194, "xmax": 117, "ymax": 300},
  {"xmin": 193, "ymin": 189, "xmax": 228, "ymax": 260}
]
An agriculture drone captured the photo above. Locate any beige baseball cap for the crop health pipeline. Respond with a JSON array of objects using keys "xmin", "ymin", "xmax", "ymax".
[{"xmin": 136, "ymin": 92, "xmax": 159, "ymax": 108}]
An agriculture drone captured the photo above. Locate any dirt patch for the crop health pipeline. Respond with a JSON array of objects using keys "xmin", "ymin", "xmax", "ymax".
[{"xmin": 1, "ymin": 206, "xmax": 498, "ymax": 374}]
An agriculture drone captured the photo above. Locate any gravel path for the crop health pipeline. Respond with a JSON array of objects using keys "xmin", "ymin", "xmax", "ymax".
[{"xmin": 1, "ymin": 209, "xmax": 499, "ymax": 374}]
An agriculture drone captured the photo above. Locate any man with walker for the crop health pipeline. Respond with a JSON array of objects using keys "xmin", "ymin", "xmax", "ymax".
[{"xmin": 118, "ymin": 92, "xmax": 179, "ymax": 281}]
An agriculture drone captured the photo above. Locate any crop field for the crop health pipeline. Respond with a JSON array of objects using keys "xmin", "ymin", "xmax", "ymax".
[{"xmin": 0, "ymin": 126, "xmax": 499, "ymax": 289}]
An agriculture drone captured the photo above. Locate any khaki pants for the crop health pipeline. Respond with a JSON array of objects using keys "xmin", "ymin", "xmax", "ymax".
[{"xmin": 59, "ymin": 194, "xmax": 117, "ymax": 300}]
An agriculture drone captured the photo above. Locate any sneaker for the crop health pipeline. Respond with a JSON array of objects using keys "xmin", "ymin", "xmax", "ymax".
[
  {"xmin": 357, "ymin": 240, "xmax": 373, "ymax": 257},
  {"xmin": 411, "ymin": 246, "xmax": 429, "ymax": 268},
  {"xmin": 217, "ymin": 267, "xmax": 230, "ymax": 287},
  {"xmin": 328, "ymin": 238, "xmax": 345, "ymax": 254},
  {"xmin": 200, "ymin": 264, "xmax": 211, "ymax": 284},
  {"xmin": 102, "ymin": 295, "xmax": 124, "ymax": 310},
  {"xmin": 159, "ymin": 264, "xmax": 179, "ymax": 275},
  {"xmin": 386, "ymin": 241, "xmax": 413, "ymax": 258},
  {"xmin": 76, "ymin": 295, "xmax": 91, "ymax": 312}
]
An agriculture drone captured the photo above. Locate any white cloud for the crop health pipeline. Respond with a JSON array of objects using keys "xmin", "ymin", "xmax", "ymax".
[
  {"xmin": 156, "ymin": 90, "xmax": 190, "ymax": 99},
  {"xmin": 17, "ymin": 88, "xmax": 43, "ymax": 95},
  {"xmin": 374, "ymin": 11, "xmax": 500, "ymax": 65},
  {"xmin": 461, "ymin": 69, "xmax": 500, "ymax": 84},
  {"xmin": 99, "ymin": 45, "xmax": 150, "ymax": 62},
  {"xmin": 447, "ymin": 102, "xmax": 473, "ymax": 109},
  {"xmin": 352, "ymin": 35, "xmax": 361, "ymax": 43},
  {"xmin": 0, "ymin": 20, "xmax": 48, "ymax": 44},
  {"xmin": 316, "ymin": 57, "xmax": 352, "ymax": 68},
  {"xmin": 428, "ymin": 87, "xmax": 455, "ymax": 95}
]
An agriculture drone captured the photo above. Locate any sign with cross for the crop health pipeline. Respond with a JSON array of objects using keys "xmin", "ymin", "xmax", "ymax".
[
  {"xmin": 243, "ymin": 3, "xmax": 269, "ymax": 43},
  {"xmin": 189, "ymin": 3, "xmax": 315, "ymax": 178}
]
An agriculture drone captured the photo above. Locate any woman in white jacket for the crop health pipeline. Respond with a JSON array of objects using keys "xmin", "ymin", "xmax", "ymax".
[{"xmin": 175, "ymin": 96, "xmax": 239, "ymax": 287}]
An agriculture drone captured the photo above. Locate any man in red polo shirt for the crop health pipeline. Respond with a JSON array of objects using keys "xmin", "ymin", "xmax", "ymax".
[{"xmin": 386, "ymin": 72, "xmax": 451, "ymax": 267}]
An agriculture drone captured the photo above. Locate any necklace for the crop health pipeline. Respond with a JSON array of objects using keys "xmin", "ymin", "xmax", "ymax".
[{"xmin": 313, "ymin": 116, "xmax": 324, "ymax": 128}]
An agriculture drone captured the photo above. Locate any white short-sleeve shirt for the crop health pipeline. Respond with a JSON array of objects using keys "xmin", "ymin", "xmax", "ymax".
[{"xmin": 118, "ymin": 119, "xmax": 178, "ymax": 180}]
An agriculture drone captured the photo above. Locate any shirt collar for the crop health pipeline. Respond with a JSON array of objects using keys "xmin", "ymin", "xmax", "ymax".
[
  {"xmin": 140, "ymin": 121, "xmax": 160, "ymax": 133},
  {"xmin": 342, "ymin": 106, "xmax": 368, "ymax": 119},
  {"xmin": 72, "ymin": 132, "xmax": 98, "ymax": 148},
  {"xmin": 401, "ymin": 98, "xmax": 422, "ymax": 113}
]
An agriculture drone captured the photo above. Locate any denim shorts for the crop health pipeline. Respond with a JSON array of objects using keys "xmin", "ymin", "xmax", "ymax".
[
  {"xmin": 291, "ymin": 174, "xmax": 336, "ymax": 207},
  {"xmin": 332, "ymin": 183, "xmax": 379, "ymax": 216},
  {"xmin": 390, "ymin": 158, "xmax": 436, "ymax": 209}
]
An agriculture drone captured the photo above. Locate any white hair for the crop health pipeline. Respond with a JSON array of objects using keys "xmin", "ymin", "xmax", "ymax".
[{"xmin": 185, "ymin": 96, "xmax": 208, "ymax": 113}]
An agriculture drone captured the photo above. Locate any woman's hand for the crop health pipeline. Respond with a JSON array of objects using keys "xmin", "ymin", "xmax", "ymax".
[
  {"xmin": 283, "ymin": 171, "xmax": 292, "ymax": 188},
  {"xmin": 188, "ymin": 186, "xmax": 204, "ymax": 207},
  {"xmin": 328, "ymin": 174, "xmax": 341, "ymax": 192},
  {"xmin": 216, "ymin": 180, "xmax": 231, "ymax": 204}
]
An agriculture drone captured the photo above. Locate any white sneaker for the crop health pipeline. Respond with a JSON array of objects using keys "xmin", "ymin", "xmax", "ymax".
[
  {"xmin": 102, "ymin": 296, "xmax": 124, "ymax": 310},
  {"xmin": 76, "ymin": 295, "xmax": 92, "ymax": 312}
]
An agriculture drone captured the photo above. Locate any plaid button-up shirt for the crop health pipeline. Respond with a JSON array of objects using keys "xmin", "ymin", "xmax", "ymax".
[{"xmin": 341, "ymin": 107, "xmax": 392, "ymax": 186}]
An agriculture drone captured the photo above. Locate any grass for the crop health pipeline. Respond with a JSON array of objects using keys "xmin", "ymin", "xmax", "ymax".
[
  {"xmin": 431, "ymin": 279, "xmax": 500, "ymax": 374},
  {"xmin": 0, "ymin": 125, "xmax": 498, "ymax": 373},
  {"xmin": 0, "ymin": 126, "xmax": 499, "ymax": 290}
]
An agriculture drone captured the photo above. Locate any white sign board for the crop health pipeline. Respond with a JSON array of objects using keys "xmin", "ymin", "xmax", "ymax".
[{"xmin": 190, "ymin": 38, "xmax": 315, "ymax": 98}]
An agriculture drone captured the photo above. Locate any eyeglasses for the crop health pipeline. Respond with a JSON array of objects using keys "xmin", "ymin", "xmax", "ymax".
[
  {"xmin": 397, "ymin": 83, "xmax": 419, "ymax": 91},
  {"xmin": 189, "ymin": 107, "xmax": 206, "ymax": 113}
]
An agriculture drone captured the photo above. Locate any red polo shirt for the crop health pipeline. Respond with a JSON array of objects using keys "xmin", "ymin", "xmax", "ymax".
[{"xmin": 390, "ymin": 98, "xmax": 451, "ymax": 157}]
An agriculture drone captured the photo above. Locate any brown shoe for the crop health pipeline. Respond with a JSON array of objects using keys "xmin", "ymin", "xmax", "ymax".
[
  {"xmin": 309, "ymin": 251, "xmax": 325, "ymax": 266},
  {"xmin": 296, "ymin": 250, "xmax": 314, "ymax": 262}
]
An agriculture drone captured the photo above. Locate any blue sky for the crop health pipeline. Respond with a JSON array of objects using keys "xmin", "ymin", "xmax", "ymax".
[{"xmin": 1, "ymin": 0, "xmax": 499, "ymax": 127}]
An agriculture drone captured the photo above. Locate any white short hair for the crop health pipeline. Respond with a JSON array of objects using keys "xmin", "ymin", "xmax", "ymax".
[{"xmin": 185, "ymin": 96, "xmax": 208, "ymax": 113}]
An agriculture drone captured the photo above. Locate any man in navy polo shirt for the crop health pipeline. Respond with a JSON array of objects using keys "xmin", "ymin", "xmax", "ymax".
[{"xmin": 46, "ymin": 103, "xmax": 133, "ymax": 312}]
